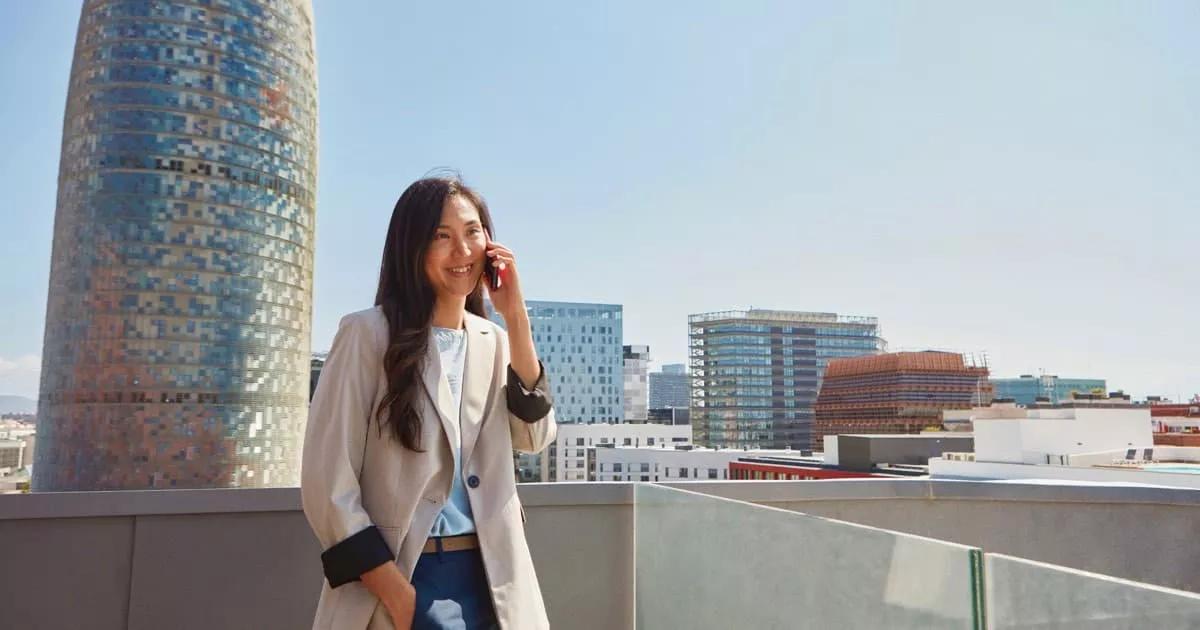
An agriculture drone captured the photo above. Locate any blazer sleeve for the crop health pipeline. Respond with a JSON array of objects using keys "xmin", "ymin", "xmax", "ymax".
[
  {"xmin": 499, "ymin": 328, "xmax": 558, "ymax": 454},
  {"xmin": 301, "ymin": 313, "xmax": 394, "ymax": 588}
]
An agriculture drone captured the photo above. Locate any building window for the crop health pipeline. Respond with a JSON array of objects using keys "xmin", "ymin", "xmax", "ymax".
[
  {"xmin": 679, "ymin": 468, "xmax": 688, "ymax": 478},
  {"xmin": 708, "ymin": 468, "xmax": 718, "ymax": 479}
]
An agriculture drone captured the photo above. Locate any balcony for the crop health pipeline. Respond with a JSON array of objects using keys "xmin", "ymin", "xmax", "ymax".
[{"xmin": 1, "ymin": 479, "xmax": 1198, "ymax": 628}]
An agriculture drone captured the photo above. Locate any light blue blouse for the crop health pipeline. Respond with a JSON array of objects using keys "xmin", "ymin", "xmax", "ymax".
[{"xmin": 427, "ymin": 326, "xmax": 476, "ymax": 537}]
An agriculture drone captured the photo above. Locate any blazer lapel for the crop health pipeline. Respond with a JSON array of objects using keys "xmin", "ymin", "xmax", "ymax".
[
  {"xmin": 420, "ymin": 330, "xmax": 460, "ymax": 455},
  {"xmin": 460, "ymin": 314, "xmax": 496, "ymax": 468}
]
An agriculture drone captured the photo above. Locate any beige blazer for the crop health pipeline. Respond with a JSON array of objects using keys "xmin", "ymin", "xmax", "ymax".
[{"xmin": 301, "ymin": 306, "xmax": 557, "ymax": 630}]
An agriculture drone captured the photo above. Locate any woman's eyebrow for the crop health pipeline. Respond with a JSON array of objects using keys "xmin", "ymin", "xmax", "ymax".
[{"xmin": 437, "ymin": 219, "xmax": 482, "ymax": 229}]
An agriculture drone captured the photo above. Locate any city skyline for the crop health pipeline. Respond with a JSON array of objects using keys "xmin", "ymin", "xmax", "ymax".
[{"xmin": 1, "ymin": 2, "xmax": 1198, "ymax": 402}]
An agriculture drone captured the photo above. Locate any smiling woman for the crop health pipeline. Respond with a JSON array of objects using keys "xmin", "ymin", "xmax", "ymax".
[{"xmin": 301, "ymin": 175, "xmax": 556, "ymax": 630}]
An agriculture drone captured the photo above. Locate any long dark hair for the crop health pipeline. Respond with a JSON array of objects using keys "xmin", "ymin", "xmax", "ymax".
[{"xmin": 374, "ymin": 176, "xmax": 493, "ymax": 450}]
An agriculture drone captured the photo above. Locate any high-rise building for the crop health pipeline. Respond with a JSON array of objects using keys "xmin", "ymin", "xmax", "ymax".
[
  {"xmin": 623, "ymin": 345, "xmax": 650, "ymax": 422},
  {"xmin": 34, "ymin": 0, "xmax": 318, "ymax": 491},
  {"xmin": 812, "ymin": 351, "xmax": 991, "ymax": 449},
  {"xmin": 689, "ymin": 309, "xmax": 883, "ymax": 450},
  {"xmin": 649, "ymin": 363, "xmax": 689, "ymax": 409},
  {"xmin": 991, "ymin": 374, "xmax": 1107, "ymax": 405},
  {"xmin": 490, "ymin": 300, "xmax": 623, "ymax": 424}
]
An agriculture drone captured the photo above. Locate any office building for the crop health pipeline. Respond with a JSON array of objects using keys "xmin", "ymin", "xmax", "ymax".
[
  {"xmin": 34, "ymin": 0, "xmax": 318, "ymax": 490},
  {"xmin": 991, "ymin": 374, "xmax": 1107, "ymax": 405},
  {"xmin": 812, "ymin": 351, "xmax": 990, "ymax": 449},
  {"xmin": 491, "ymin": 300, "xmax": 623, "ymax": 424},
  {"xmin": 689, "ymin": 309, "xmax": 883, "ymax": 450},
  {"xmin": 649, "ymin": 363, "xmax": 689, "ymax": 409}
]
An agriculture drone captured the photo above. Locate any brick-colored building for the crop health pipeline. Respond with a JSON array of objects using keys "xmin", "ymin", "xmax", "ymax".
[
  {"xmin": 1151, "ymin": 399, "xmax": 1200, "ymax": 447},
  {"xmin": 812, "ymin": 351, "xmax": 991, "ymax": 450}
]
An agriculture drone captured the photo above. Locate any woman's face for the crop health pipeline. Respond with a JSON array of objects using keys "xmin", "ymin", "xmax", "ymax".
[{"xmin": 424, "ymin": 194, "xmax": 487, "ymax": 303}]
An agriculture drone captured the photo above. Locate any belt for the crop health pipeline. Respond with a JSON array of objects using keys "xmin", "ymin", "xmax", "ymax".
[{"xmin": 422, "ymin": 533, "xmax": 479, "ymax": 554}]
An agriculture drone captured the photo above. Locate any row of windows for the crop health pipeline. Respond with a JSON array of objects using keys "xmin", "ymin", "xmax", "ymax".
[
  {"xmin": 84, "ymin": 1, "xmax": 313, "ymax": 58},
  {"xmin": 528, "ymin": 306, "xmax": 622, "ymax": 319},
  {"xmin": 81, "ymin": 85, "xmax": 312, "ymax": 142},
  {"xmin": 77, "ymin": 147, "xmax": 312, "ymax": 203},
  {"xmin": 697, "ymin": 323, "xmax": 877, "ymax": 336},
  {"xmin": 78, "ymin": 63, "xmax": 313, "ymax": 124},
  {"xmin": 71, "ymin": 108, "xmax": 307, "ymax": 166},
  {"xmin": 80, "ymin": 19, "xmax": 307, "ymax": 80}
]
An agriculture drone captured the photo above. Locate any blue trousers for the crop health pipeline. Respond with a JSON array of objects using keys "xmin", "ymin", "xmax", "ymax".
[{"xmin": 411, "ymin": 546, "xmax": 499, "ymax": 630}]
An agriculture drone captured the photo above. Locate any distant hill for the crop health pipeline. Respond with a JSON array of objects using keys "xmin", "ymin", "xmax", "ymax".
[{"xmin": 0, "ymin": 395, "xmax": 37, "ymax": 415}]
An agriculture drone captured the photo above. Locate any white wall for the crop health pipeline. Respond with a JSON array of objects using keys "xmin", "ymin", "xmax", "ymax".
[
  {"xmin": 822, "ymin": 436, "xmax": 839, "ymax": 466},
  {"xmin": 974, "ymin": 408, "xmax": 1153, "ymax": 465}
]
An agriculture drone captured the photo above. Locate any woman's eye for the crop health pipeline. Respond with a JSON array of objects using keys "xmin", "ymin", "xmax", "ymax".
[
  {"xmin": 468, "ymin": 227, "xmax": 482, "ymax": 235},
  {"xmin": 434, "ymin": 233, "xmax": 449, "ymax": 240}
]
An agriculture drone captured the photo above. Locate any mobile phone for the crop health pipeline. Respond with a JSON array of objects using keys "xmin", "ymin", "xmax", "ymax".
[{"xmin": 484, "ymin": 228, "xmax": 502, "ymax": 291}]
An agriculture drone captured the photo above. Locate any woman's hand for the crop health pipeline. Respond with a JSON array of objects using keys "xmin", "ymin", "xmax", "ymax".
[
  {"xmin": 486, "ymin": 241, "xmax": 542, "ymax": 389},
  {"xmin": 360, "ymin": 562, "xmax": 416, "ymax": 629},
  {"xmin": 484, "ymin": 241, "xmax": 526, "ymax": 323}
]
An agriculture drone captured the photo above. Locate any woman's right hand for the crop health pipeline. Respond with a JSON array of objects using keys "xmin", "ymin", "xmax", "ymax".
[{"xmin": 360, "ymin": 562, "xmax": 417, "ymax": 629}]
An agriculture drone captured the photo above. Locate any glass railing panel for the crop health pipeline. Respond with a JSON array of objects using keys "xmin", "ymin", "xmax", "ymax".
[
  {"xmin": 634, "ymin": 483, "xmax": 983, "ymax": 629},
  {"xmin": 984, "ymin": 553, "xmax": 1200, "ymax": 629}
]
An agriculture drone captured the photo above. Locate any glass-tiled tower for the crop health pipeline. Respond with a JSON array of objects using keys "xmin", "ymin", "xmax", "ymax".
[{"xmin": 33, "ymin": 0, "xmax": 318, "ymax": 491}]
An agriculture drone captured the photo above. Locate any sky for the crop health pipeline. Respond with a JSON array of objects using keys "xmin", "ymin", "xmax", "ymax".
[{"xmin": 0, "ymin": 1, "xmax": 1197, "ymax": 401}]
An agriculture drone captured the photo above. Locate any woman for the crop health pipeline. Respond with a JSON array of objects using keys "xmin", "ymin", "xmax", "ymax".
[{"xmin": 302, "ymin": 176, "xmax": 557, "ymax": 630}]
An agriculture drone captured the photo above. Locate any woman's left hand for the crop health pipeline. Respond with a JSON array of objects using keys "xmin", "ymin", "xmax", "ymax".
[{"xmin": 485, "ymin": 241, "xmax": 526, "ymax": 322}]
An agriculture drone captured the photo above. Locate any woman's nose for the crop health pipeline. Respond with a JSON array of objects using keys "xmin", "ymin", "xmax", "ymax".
[{"xmin": 455, "ymin": 238, "xmax": 472, "ymax": 256}]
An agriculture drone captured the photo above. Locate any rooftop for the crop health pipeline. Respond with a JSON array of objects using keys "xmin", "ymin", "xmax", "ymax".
[{"xmin": 1, "ymin": 479, "xmax": 1197, "ymax": 628}]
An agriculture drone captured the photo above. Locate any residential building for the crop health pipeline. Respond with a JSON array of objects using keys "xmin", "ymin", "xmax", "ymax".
[
  {"xmin": 648, "ymin": 363, "xmax": 689, "ymax": 409},
  {"xmin": 728, "ymin": 455, "xmax": 904, "ymax": 480},
  {"xmin": 812, "ymin": 351, "xmax": 991, "ymax": 450},
  {"xmin": 1151, "ymin": 397, "xmax": 1200, "ymax": 447},
  {"xmin": 991, "ymin": 374, "xmax": 1107, "ymax": 405},
  {"xmin": 622, "ymin": 345, "xmax": 650, "ymax": 422},
  {"xmin": 593, "ymin": 445, "xmax": 777, "ymax": 482},
  {"xmin": 0, "ymin": 440, "xmax": 25, "ymax": 472},
  {"xmin": 689, "ymin": 309, "xmax": 883, "ymax": 451},
  {"xmin": 33, "ymin": 0, "xmax": 318, "ymax": 491},
  {"xmin": 491, "ymin": 300, "xmax": 623, "ymax": 424},
  {"xmin": 547, "ymin": 423, "xmax": 691, "ymax": 482}
]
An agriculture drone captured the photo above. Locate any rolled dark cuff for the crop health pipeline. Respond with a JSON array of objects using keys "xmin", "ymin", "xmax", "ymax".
[
  {"xmin": 320, "ymin": 525, "xmax": 393, "ymax": 588},
  {"xmin": 507, "ymin": 361, "xmax": 554, "ymax": 422}
]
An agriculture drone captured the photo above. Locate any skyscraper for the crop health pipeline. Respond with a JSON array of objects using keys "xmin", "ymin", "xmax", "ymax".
[
  {"xmin": 34, "ymin": 0, "xmax": 318, "ymax": 491},
  {"xmin": 689, "ymin": 309, "xmax": 883, "ymax": 450}
]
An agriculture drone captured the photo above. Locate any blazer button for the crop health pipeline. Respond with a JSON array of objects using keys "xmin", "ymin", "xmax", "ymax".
[{"xmin": 467, "ymin": 475, "xmax": 480, "ymax": 489}]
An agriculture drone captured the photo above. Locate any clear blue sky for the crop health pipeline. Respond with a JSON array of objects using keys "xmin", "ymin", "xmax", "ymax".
[{"xmin": 1, "ymin": 1, "xmax": 1197, "ymax": 400}]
